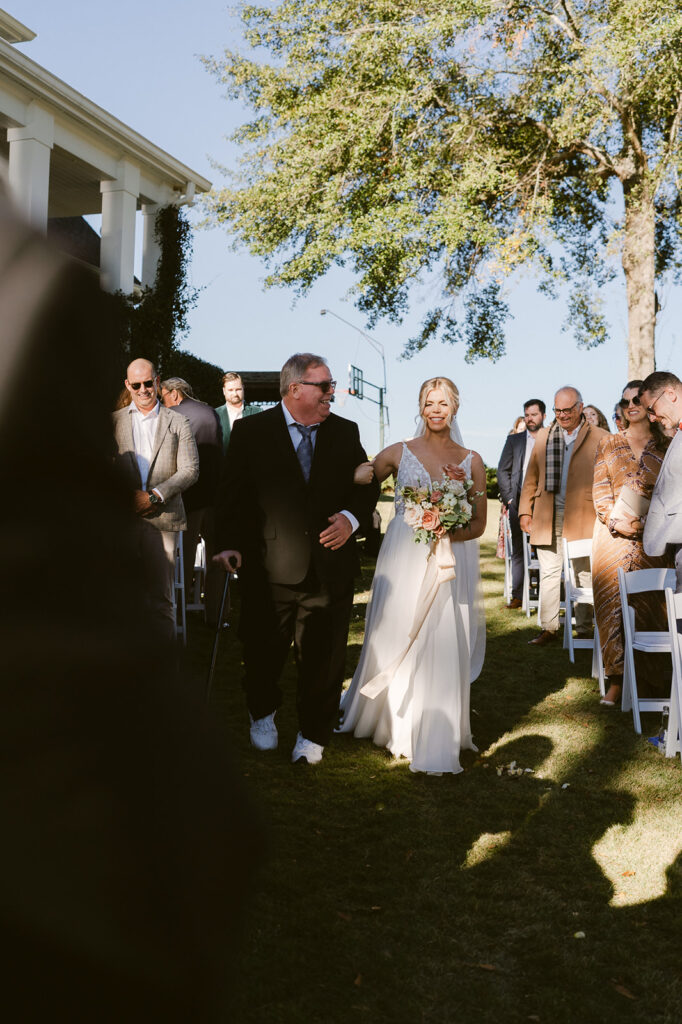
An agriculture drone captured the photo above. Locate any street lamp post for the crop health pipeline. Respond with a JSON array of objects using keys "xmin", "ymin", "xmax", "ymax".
[{"xmin": 320, "ymin": 308, "xmax": 389, "ymax": 449}]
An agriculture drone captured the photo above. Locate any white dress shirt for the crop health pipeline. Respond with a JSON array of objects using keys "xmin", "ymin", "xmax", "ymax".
[
  {"xmin": 129, "ymin": 401, "xmax": 163, "ymax": 499},
  {"xmin": 280, "ymin": 401, "xmax": 359, "ymax": 534},
  {"xmin": 227, "ymin": 404, "xmax": 243, "ymax": 428}
]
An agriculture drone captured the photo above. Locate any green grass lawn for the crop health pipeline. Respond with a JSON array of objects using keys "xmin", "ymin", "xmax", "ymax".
[{"xmin": 186, "ymin": 501, "xmax": 682, "ymax": 1023}]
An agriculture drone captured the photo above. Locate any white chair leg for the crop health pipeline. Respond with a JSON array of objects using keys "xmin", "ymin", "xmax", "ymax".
[
  {"xmin": 592, "ymin": 624, "xmax": 605, "ymax": 695},
  {"xmin": 564, "ymin": 597, "xmax": 575, "ymax": 662}
]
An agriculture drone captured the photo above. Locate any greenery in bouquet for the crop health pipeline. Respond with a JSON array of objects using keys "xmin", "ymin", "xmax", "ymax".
[{"xmin": 400, "ymin": 476, "xmax": 481, "ymax": 544}]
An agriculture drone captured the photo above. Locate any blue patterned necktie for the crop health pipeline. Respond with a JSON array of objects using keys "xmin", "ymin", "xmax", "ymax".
[{"xmin": 294, "ymin": 423, "xmax": 316, "ymax": 481}]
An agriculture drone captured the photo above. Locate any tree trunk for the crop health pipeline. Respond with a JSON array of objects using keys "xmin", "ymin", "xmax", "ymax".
[{"xmin": 621, "ymin": 180, "xmax": 656, "ymax": 379}]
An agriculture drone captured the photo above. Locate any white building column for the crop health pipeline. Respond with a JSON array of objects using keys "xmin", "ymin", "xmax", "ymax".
[
  {"xmin": 141, "ymin": 202, "xmax": 161, "ymax": 289},
  {"xmin": 100, "ymin": 160, "xmax": 140, "ymax": 293},
  {"xmin": 7, "ymin": 103, "xmax": 54, "ymax": 231}
]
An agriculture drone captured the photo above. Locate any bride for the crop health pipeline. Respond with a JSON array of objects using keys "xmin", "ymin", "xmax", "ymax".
[{"xmin": 338, "ymin": 377, "xmax": 486, "ymax": 775}]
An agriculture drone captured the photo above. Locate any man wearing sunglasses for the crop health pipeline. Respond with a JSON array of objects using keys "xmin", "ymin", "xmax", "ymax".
[
  {"xmin": 639, "ymin": 371, "xmax": 682, "ymax": 591},
  {"xmin": 214, "ymin": 352, "xmax": 380, "ymax": 764},
  {"xmin": 519, "ymin": 386, "xmax": 607, "ymax": 646},
  {"xmin": 113, "ymin": 358, "xmax": 199, "ymax": 641}
]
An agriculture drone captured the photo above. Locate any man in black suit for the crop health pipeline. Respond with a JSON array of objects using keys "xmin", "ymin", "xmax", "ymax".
[
  {"xmin": 497, "ymin": 399, "xmax": 546, "ymax": 608},
  {"xmin": 214, "ymin": 352, "xmax": 379, "ymax": 764}
]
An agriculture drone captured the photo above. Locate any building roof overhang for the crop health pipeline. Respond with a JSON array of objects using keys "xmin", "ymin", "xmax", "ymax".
[{"xmin": 0, "ymin": 33, "xmax": 211, "ymax": 214}]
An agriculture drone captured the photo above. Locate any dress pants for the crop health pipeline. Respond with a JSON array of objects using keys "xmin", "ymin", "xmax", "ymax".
[
  {"xmin": 136, "ymin": 520, "xmax": 178, "ymax": 643},
  {"xmin": 536, "ymin": 504, "xmax": 592, "ymax": 634},
  {"xmin": 508, "ymin": 501, "xmax": 525, "ymax": 601},
  {"xmin": 238, "ymin": 567, "xmax": 354, "ymax": 746},
  {"xmin": 183, "ymin": 506, "xmax": 221, "ymax": 623}
]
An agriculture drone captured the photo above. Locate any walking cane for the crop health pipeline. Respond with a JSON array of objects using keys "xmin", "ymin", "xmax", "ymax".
[{"xmin": 206, "ymin": 570, "xmax": 232, "ymax": 703}]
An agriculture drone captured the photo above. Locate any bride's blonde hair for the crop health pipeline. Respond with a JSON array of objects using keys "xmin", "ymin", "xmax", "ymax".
[{"xmin": 418, "ymin": 377, "xmax": 460, "ymax": 425}]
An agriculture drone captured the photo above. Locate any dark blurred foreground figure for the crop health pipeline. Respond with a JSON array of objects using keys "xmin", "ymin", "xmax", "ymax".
[{"xmin": 0, "ymin": 192, "xmax": 262, "ymax": 1022}]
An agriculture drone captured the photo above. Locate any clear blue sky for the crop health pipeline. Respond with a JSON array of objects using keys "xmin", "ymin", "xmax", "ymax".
[{"xmin": 14, "ymin": 1, "xmax": 682, "ymax": 463}]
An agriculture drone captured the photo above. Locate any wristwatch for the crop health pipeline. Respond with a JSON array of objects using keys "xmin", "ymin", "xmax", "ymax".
[{"xmin": 147, "ymin": 491, "xmax": 161, "ymax": 505}]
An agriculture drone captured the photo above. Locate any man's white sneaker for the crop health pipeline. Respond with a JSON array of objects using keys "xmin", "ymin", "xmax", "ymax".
[
  {"xmin": 249, "ymin": 712, "xmax": 278, "ymax": 751},
  {"xmin": 291, "ymin": 732, "xmax": 324, "ymax": 765}
]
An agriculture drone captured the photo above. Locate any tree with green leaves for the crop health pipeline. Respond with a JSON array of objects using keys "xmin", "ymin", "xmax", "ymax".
[{"xmin": 204, "ymin": 1, "xmax": 682, "ymax": 375}]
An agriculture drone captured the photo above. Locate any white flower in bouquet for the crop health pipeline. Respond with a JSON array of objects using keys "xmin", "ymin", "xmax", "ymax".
[
  {"xmin": 400, "ymin": 473, "xmax": 482, "ymax": 544},
  {"xmin": 404, "ymin": 504, "xmax": 423, "ymax": 529}
]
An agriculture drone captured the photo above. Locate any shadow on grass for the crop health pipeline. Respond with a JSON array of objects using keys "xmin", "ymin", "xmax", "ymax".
[{"xmin": 180, "ymin": 537, "xmax": 681, "ymax": 1024}]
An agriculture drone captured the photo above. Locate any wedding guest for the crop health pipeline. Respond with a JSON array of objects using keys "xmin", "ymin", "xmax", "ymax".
[
  {"xmin": 114, "ymin": 386, "xmax": 132, "ymax": 410},
  {"xmin": 640, "ymin": 371, "xmax": 682, "ymax": 591},
  {"xmin": 584, "ymin": 405, "xmax": 610, "ymax": 431},
  {"xmin": 520, "ymin": 387, "xmax": 606, "ymax": 646},
  {"xmin": 215, "ymin": 372, "xmax": 258, "ymax": 455},
  {"xmin": 592, "ymin": 381, "xmax": 671, "ymax": 706},
  {"xmin": 113, "ymin": 360, "xmax": 199, "ymax": 642},
  {"xmin": 510, "ymin": 415, "xmax": 526, "ymax": 434},
  {"xmin": 161, "ymin": 377, "xmax": 223, "ymax": 623},
  {"xmin": 613, "ymin": 403, "xmax": 628, "ymax": 433},
  {"xmin": 497, "ymin": 399, "xmax": 546, "ymax": 609}
]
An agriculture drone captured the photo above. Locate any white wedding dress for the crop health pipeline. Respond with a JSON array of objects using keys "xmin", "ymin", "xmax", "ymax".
[{"xmin": 338, "ymin": 443, "xmax": 486, "ymax": 774}]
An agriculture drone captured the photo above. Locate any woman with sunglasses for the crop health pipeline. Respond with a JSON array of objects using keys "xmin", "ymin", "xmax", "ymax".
[{"xmin": 592, "ymin": 380, "xmax": 671, "ymax": 706}]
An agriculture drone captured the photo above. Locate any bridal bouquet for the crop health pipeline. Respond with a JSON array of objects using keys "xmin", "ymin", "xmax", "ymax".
[{"xmin": 401, "ymin": 474, "xmax": 478, "ymax": 544}]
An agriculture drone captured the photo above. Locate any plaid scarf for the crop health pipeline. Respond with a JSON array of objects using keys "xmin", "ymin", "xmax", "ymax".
[{"xmin": 545, "ymin": 416, "xmax": 585, "ymax": 492}]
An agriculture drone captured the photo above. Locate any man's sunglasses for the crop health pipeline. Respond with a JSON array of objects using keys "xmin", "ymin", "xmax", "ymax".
[
  {"xmin": 297, "ymin": 379, "xmax": 337, "ymax": 393},
  {"xmin": 129, "ymin": 379, "xmax": 155, "ymax": 391}
]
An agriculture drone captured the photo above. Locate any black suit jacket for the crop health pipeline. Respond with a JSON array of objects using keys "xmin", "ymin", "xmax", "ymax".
[
  {"xmin": 497, "ymin": 431, "xmax": 528, "ymax": 506},
  {"xmin": 176, "ymin": 396, "xmax": 222, "ymax": 513},
  {"xmin": 216, "ymin": 404, "xmax": 379, "ymax": 585}
]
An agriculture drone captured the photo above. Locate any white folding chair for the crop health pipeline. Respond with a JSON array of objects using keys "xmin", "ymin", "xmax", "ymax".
[
  {"xmin": 186, "ymin": 536, "xmax": 206, "ymax": 613},
  {"xmin": 617, "ymin": 566, "xmax": 675, "ymax": 734},
  {"xmin": 522, "ymin": 532, "xmax": 540, "ymax": 617},
  {"xmin": 663, "ymin": 588, "xmax": 682, "ymax": 758},
  {"xmin": 173, "ymin": 532, "xmax": 187, "ymax": 646},
  {"xmin": 561, "ymin": 538, "xmax": 605, "ymax": 693},
  {"xmin": 502, "ymin": 510, "xmax": 514, "ymax": 605}
]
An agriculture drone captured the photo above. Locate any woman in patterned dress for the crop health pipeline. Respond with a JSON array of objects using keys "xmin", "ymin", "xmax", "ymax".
[{"xmin": 592, "ymin": 380, "xmax": 671, "ymax": 706}]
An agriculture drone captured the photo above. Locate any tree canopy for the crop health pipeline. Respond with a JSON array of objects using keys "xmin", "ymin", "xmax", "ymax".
[{"xmin": 204, "ymin": 1, "xmax": 682, "ymax": 373}]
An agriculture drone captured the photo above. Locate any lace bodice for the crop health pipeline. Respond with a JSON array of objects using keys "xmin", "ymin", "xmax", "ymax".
[{"xmin": 395, "ymin": 443, "xmax": 473, "ymax": 517}]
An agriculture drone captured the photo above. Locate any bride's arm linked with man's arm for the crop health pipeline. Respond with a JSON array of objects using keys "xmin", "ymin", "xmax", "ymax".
[{"xmin": 353, "ymin": 443, "xmax": 403, "ymax": 486}]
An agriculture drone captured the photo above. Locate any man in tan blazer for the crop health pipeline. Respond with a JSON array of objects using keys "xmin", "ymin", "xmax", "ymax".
[
  {"xmin": 113, "ymin": 358, "xmax": 199, "ymax": 641},
  {"xmin": 519, "ymin": 386, "xmax": 607, "ymax": 645}
]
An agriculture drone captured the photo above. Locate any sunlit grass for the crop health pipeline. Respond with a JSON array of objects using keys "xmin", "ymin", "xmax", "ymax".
[{"xmin": 184, "ymin": 499, "xmax": 681, "ymax": 1023}]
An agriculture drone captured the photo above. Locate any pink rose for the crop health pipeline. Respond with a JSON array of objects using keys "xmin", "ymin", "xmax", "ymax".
[
  {"xmin": 433, "ymin": 523, "xmax": 447, "ymax": 538},
  {"xmin": 444, "ymin": 464, "xmax": 467, "ymax": 481},
  {"xmin": 422, "ymin": 508, "xmax": 441, "ymax": 531},
  {"xmin": 430, "ymin": 489, "xmax": 443, "ymax": 503}
]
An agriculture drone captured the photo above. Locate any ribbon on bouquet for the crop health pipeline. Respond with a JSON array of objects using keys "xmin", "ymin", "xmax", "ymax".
[{"xmin": 359, "ymin": 536, "xmax": 456, "ymax": 701}]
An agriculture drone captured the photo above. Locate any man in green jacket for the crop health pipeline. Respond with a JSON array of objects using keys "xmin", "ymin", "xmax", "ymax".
[{"xmin": 215, "ymin": 371, "xmax": 258, "ymax": 454}]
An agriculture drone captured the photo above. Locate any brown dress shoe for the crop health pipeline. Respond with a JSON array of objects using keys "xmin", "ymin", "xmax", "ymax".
[
  {"xmin": 528, "ymin": 629, "xmax": 558, "ymax": 646},
  {"xmin": 506, "ymin": 598, "xmax": 523, "ymax": 609}
]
